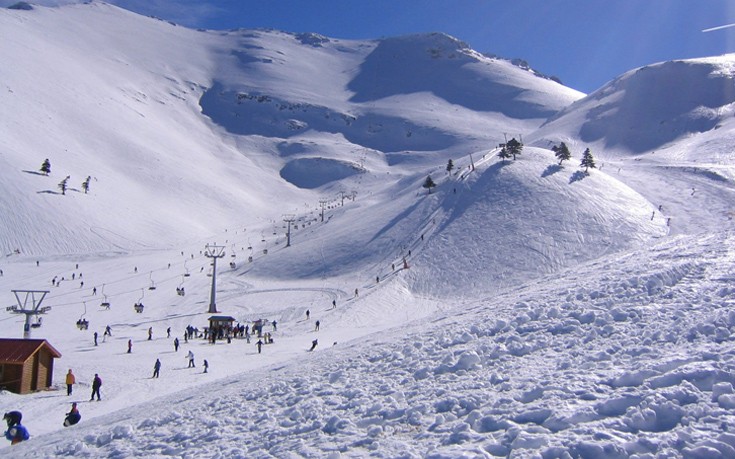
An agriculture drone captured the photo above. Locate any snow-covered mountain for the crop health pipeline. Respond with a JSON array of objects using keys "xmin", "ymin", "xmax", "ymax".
[
  {"xmin": 530, "ymin": 55, "xmax": 735, "ymax": 160},
  {"xmin": 1, "ymin": 2, "xmax": 735, "ymax": 458}
]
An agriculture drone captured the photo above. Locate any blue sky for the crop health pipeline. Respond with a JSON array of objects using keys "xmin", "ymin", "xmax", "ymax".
[{"xmin": 6, "ymin": 0, "xmax": 735, "ymax": 93}]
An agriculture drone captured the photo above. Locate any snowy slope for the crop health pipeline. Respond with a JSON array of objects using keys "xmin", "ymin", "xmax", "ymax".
[
  {"xmin": 529, "ymin": 55, "xmax": 735, "ymax": 159},
  {"xmin": 1, "ymin": 2, "xmax": 735, "ymax": 458}
]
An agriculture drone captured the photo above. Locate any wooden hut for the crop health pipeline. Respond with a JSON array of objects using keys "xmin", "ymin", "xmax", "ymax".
[
  {"xmin": 208, "ymin": 315, "xmax": 236, "ymax": 331},
  {"xmin": 0, "ymin": 338, "xmax": 62, "ymax": 394}
]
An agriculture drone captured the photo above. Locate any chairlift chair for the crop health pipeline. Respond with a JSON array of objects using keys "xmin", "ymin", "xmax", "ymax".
[
  {"xmin": 77, "ymin": 302, "xmax": 89, "ymax": 329},
  {"xmin": 134, "ymin": 289, "xmax": 145, "ymax": 312},
  {"xmin": 148, "ymin": 272, "xmax": 157, "ymax": 290}
]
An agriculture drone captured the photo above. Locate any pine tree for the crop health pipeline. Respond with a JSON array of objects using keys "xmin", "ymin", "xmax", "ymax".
[
  {"xmin": 506, "ymin": 138, "xmax": 523, "ymax": 160},
  {"xmin": 40, "ymin": 158, "xmax": 51, "ymax": 175},
  {"xmin": 554, "ymin": 142, "xmax": 571, "ymax": 165},
  {"xmin": 497, "ymin": 146, "xmax": 512, "ymax": 163},
  {"xmin": 446, "ymin": 159, "xmax": 454, "ymax": 174},
  {"xmin": 580, "ymin": 148, "xmax": 596, "ymax": 172},
  {"xmin": 58, "ymin": 175, "xmax": 70, "ymax": 195},
  {"xmin": 422, "ymin": 175, "xmax": 436, "ymax": 194},
  {"xmin": 82, "ymin": 176, "xmax": 91, "ymax": 194}
]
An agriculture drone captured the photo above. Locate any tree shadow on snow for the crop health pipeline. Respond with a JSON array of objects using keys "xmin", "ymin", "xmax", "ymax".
[
  {"xmin": 37, "ymin": 190, "xmax": 63, "ymax": 195},
  {"xmin": 541, "ymin": 164, "xmax": 563, "ymax": 178},
  {"xmin": 569, "ymin": 170, "xmax": 589, "ymax": 184},
  {"xmin": 23, "ymin": 170, "xmax": 48, "ymax": 176}
]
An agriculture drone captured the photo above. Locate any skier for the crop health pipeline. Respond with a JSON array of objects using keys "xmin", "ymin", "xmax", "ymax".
[
  {"xmin": 272, "ymin": 320, "xmax": 277, "ymax": 331},
  {"xmin": 309, "ymin": 339, "xmax": 318, "ymax": 351},
  {"xmin": 90, "ymin": 374, "xmax": 102, "ymax": 401},
  {"xmin": 152, "ymin": 359, "xmax": 161, "ymax": 378},
  {"xmin": 148, "ymin": 327, "xmax": 153, "ymax": 340},
  {"xmin": 306, "ymin": 309, "xmax": 310, "ymax": 320},
  {"xmin": 332, "ymin": 299, "xmax": 336, "ymax": 309},
  {"xmin": 127, "ymin": 339, "xmax": 132, "ymax": 354},
  {"xmin": 203, "ymin": 359, "xmax": 209, "ymax": 373},
  {"xmin": 3, "ymin": 411, "xmax": 29, "ymax": 445},
  {"xmin": 256, "ymin": 339, "xmax": 263, "ymax": 354},
  {"xmin": 315, "ymin": 320, "xmax": 320, "ymax": 331},
  {"xmin": 105, "ymin": 325, "xmax": 112, "ymax": 337},
  {"xmin": 167, "ymin": 327, "xmax": 171, "ymax": 338},
  {"xmin": 93, "ymin": 332, "xmax": 98, "ymax": 346},
  {"xmin": 65, "ymin": 369, "xmax": 75, "ymax": 396},
  {"xmin": 173, "ymin": 337, "xmax": 179, "ymax": 352},
  {"xmin": 63, "ymin": 403, "xmax": 81, "ymax": 427},
  {"xmin": 186, "ymin": 350, "xmax": 195, "ymax": 368}
]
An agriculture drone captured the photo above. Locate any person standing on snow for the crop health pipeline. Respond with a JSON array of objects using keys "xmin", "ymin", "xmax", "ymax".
[
  {"xmin": 127, "ymin": 339, "xmax": 132, "ymax": 354},
  {"xmin": 203, "ymin": 359, "xmax": 209, "ymax": 373},
  {"xmin": 173, "ymin": 337, "xmax": 179, "ymax": 352},
  {"xmin": 186, "ymin": 350, "xmax": 195, "ymax": 368},
  {"xmin": 152, "ymin": 359, "xmax": 161, "ymax": 378},
  {"xmin": 256, "ymin": 339, "xmax": 263, "ymax": 354},
  {"xmin": 148, "ymin": 327, "xmax": 153, "ymax": 340},
  {"xmin": 90, "ymin": 374, "xmax": 102, "ymax": 401},
  {"xmin": 65, "ymin": 369, "xmax": 76, "ymax": 396},
  {"xmin": 315, "ymin": 320, "xmax": 320, "ymax": 331}
]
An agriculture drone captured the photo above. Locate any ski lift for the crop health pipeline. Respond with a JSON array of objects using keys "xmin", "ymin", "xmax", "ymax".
[
  {"xmin": 31, "ymin": 316, "xmax": 42, "ymax": 329},
  {"xmin": 248, "ymin": 256, "xmax": 253, "ymax": 263},
  {"xmin": 99, "ymin": 284, "xmax": 110, "ymax": 309},
  {"xmin": 134, "ymin": 289, "xmax": 145, "ymax": 313},
  {"xmin": 77, "ymin": 302, "xmax": 89, "ymax": 330},
  {"xmin": 263, "ymin": 249, "xmax": 268, "ymax": 255},
  {"xmin": 229, "ymin": 261, "xmax": 236, "ymax": 269},
  {"xmin": 148, "ymin": 271, "xmax": 157, "ymax": 290},
  {"xmin": 176, "ymin": 276, "xmax": 186, "ymax": 296}
]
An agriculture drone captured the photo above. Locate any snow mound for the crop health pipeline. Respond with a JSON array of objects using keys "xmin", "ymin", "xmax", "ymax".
[{"xmin": 407, "ymin": 148, "xmax": 668, "ymax": 296}]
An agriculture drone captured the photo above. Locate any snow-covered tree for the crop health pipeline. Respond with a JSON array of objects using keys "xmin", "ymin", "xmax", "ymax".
[
  {"xmin": 422, "ymin": 175, "xmax": 436, "ymax": 194},
  {"xmin": 580, "ymin": 148, "xmax": 596, "ymax": 172},
  {"xmin": 40, "ymin": 158, "xmax": 51, "ymax": 175},
  {"xmin": 446, "ymin": 159, "xmax": 454, "ymax": 174},
  {"xmin": 82, "ymin": 176, "xmax": 91, "ymax": 194},
  {"xmin": 554, "ymin": 142, "xmax": 571, "ymax": 165},
  {"xmin": 498, "ymin": 146, "xmax": 512, "ymax": 163},
  {"xmin": 58, "ymin": 175, "xmax": 70, "ymax": 195},
  {"xmin": 506, "ymin": 138, "xmax": 523, "ymax": 160}
]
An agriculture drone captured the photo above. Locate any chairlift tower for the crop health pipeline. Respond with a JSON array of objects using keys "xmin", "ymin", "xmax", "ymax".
[
  {"xmin": 339, "ymin": 191, "xmax": 348, "ymax": 206},
  {"xmin": 283, "ymin": 214, "xmax": 295, "ymax": 247},
  {"xmin": 319, "ymin": 199, "xmax": 329, "ymax": 222},
  {"xmin": 6, "ymin": 290, "xmax": 51, "ymax": 338},
  {"xmin": 204, "ymin": 244, "xmax": 225, "ymax": 313}
]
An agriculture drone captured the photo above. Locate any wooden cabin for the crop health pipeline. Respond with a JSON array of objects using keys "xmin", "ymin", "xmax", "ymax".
[
  {"xmin": 0, "ymin": 338, "xmax": 62, "ymax": 394},
  {"xmin": 208, "ymin": 315, "xmax": 236, "ymax": 331}
]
